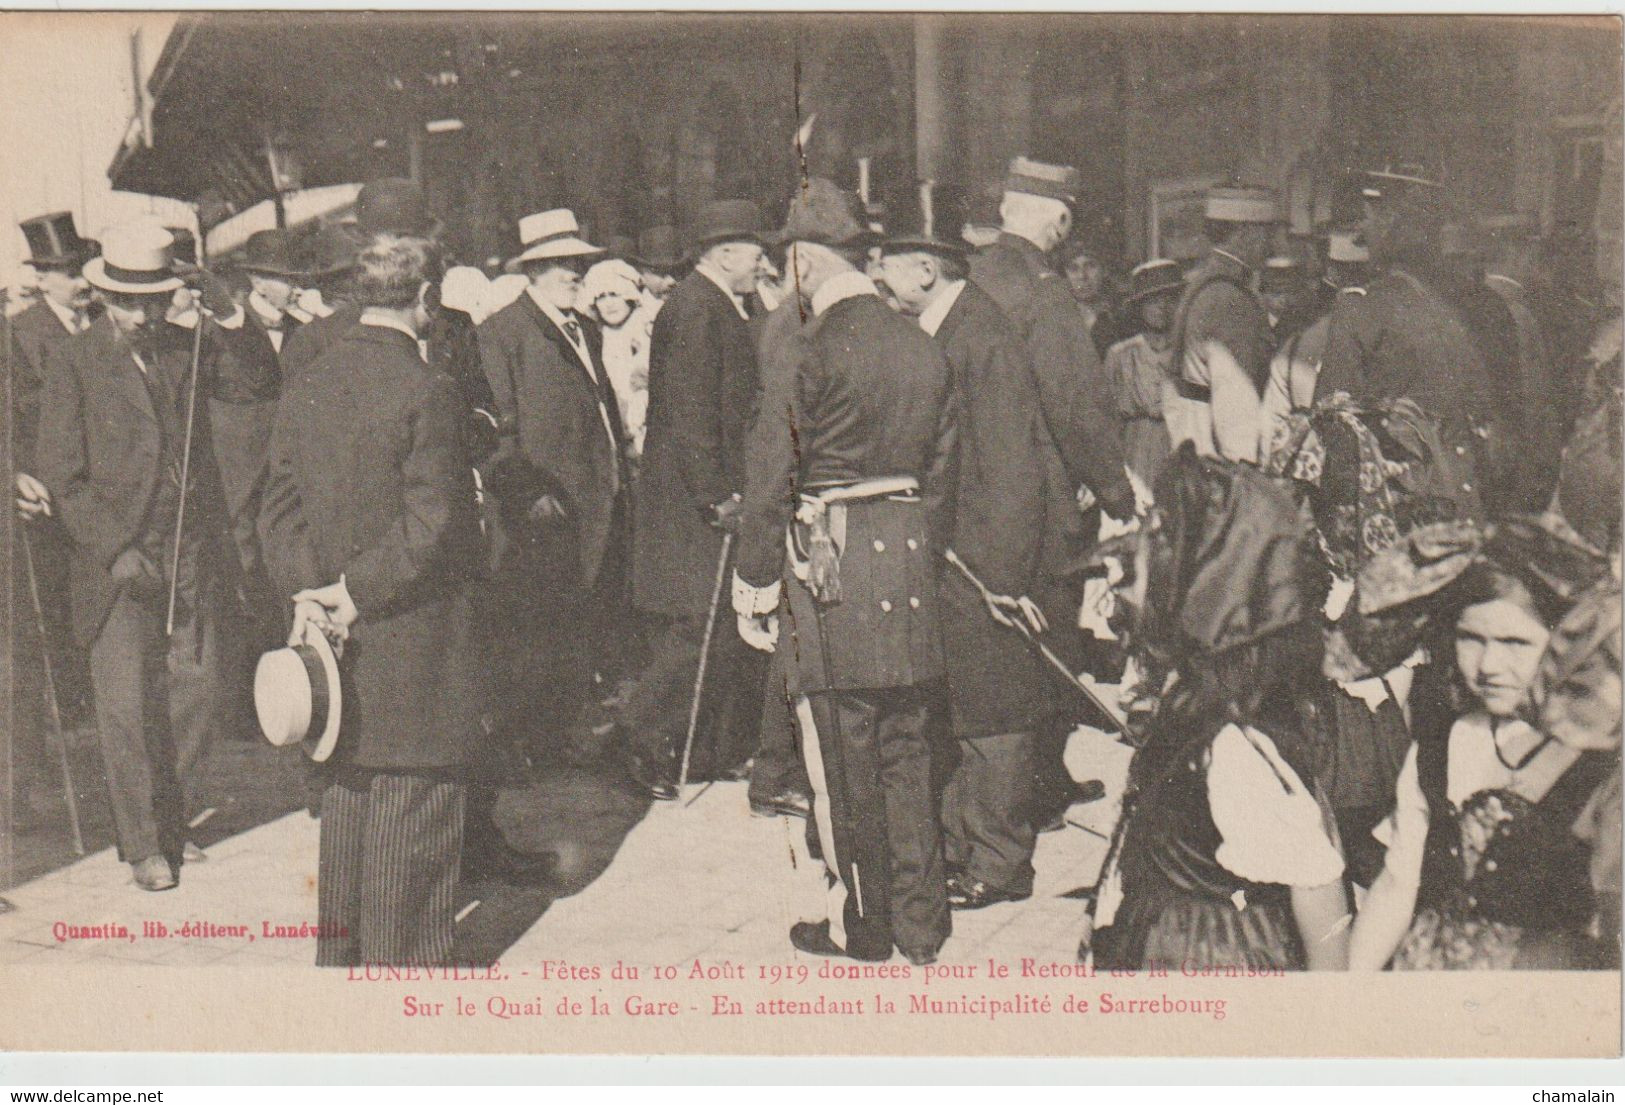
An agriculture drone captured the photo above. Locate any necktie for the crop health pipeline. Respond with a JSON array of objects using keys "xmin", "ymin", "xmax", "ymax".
[{"xmin": 562, "ymin": 315, "xmax": 582, "ymax": 345}]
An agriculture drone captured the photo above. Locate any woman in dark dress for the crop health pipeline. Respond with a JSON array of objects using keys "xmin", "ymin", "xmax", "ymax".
[{"xmin": 1086, "ymin": 448, "xmax": 1351, "ymax": 971}]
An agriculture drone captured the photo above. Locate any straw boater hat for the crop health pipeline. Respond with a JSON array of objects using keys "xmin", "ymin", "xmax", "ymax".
[
  {"xmin": 19, "ymin": 211, "xmax": 97, "ymax": 271},
  {"xmin": 1204, "ymin": 186, "xmax": 1278, "ymax": 224},
  {"xmin": 254, "ymin": 627, "xmax": 343, "ymax": 763},
  {"xmin": 512, "ymin": 209, "xmax": 603, "ymax": 266},
  {"xmin": 1125, "ymin": 258, "xmax": 1185, "ymax": 305},
  {"xmin": 83, "ymin": 222, "xmax": 185, "ymax": 295}
]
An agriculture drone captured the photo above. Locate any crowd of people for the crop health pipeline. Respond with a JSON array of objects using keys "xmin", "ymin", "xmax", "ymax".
[{"xmin": 4, "ymin": 150, "xmax": 1619, "ymax": 974}]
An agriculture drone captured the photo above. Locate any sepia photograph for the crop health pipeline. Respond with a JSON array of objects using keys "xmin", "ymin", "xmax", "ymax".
[{"xmin": 0, "ymin": 6, "xmax": 1621, "ymax": 1067}]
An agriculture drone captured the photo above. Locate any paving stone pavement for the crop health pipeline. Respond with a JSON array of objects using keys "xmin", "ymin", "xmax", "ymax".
[{"xmin": 0, "ymin": 725, "xmax": 1131, "ymax": 970}]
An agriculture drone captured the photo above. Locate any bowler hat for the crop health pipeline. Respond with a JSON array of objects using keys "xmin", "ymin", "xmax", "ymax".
[
  {"xmin": 254, "ymin": 627, "xmax": 343, "ymax": 763},
  {"xmin": 633, "ymin": 224, "xmax": 685, "ymax": 272},
  {"xmin": 82, "ymin": 222, "xmax": 185, "ymax": 296},
  {"xmin": 301, "ymin": 226, "xmax": 361, "ymax": 283},
  {"xmin": 240, "ymin": 229, "xmax": 302, "ymax": 277},
  {"xmin": 19, "ymin": 211, "xmax": 97, "ymax": 272},
  {"xmin": 776, "ymin": 178, "xmax": 876, "ymax": 252},
  {"xmin": 355, "ymin": 177, "xmax": 438, "ymax": 238},
  {"xmin": 690, "ymin": 199, "xmax": 767, "ymax": 254},
  {"xmin": 1125, "ymin": 258, "xmax": 1185, "ymax": 305}
]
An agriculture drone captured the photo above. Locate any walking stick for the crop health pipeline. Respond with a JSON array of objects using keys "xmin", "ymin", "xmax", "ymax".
[
  {"xmin": 165, "ymin": 307, "xmax": 207, "ymax": 637},
  {"xmin": 676, "ymin": 530, "xmax": 734, "ymax": 798},
  {"xmin": 943, "ymin": 547, "xmax": 1126, "ymax": 733},
  {"xmin": 20, "ymin": 532, "xmax": 85, "ymax": 855}
]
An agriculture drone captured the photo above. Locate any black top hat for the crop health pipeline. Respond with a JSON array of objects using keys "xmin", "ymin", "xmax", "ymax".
[
  {"xmin": 880, "ymin": 181, "xmax": 969, "ymax": 262},
  {"xmin": 689, "ymin": 199, "xmax": 767, "ymax": 254},
  {"xmin": 1125, "ymin": 258, "xmax": 1185, "ymax": 305},
  {"xmin": 355, "ymin": 177, "xmax": 437, "ymax": 238},
  {"xmin": 20, "ymin": 211, "xmax": 97, "ymax": 271},
  {"xmin": 240, "ymin": 229, "xmax": 302, "ymax": 277}
]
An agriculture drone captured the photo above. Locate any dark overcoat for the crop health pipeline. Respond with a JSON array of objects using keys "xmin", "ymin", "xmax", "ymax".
[
  {"xmin": 477, "ymin": 293, "xmax": 626, "ymax": 590},
  {"xmin": 632, "ymin": 271, "xmax": 759, "ymax": 616},
  {"xmin": 735, "ymin": 287, "xmax": 957, "ymax": 694},
  {"xmin": 259, "ymin": 322, "xmax": 488, "ymax": 772},
  {"xmin": 933, "ymin": 282, "xmax": 1078, "ymax": 738},
  {"xmin": 38, "ymin": 313, "xmax": 277, "ymax": 644},
  {"xmin": 8, "ymin": 299, "xmax": 79, "ymax": 470},
  {"xmin": 970, "ymin": 233, "xmax": 1132, "ymax": 516}
]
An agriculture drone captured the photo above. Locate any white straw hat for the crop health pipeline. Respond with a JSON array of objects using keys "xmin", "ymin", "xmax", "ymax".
[
  {"xmin": 254, "ymin": 627, "xmax": 343, "ymax": 763},
  {"xmin": 83, "ymin": 222, "xmax": 185, "ymax": 295},
  {"xmin": 512, "ymin": 209, "xmax": 603, "ymax": 265}
]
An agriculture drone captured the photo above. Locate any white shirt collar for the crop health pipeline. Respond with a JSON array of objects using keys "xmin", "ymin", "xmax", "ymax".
[
  {"xmin": 696, "ymin": 263, "xmax": 749, "ymax": 321},
  {"xmin": 917, "ymin": 280, "xmax": 966, "ymax": 337},
  {"xmin": 810, "ymin": 271, "xmax": 879, "ymax": 317},
  {"xmin": 43, "ymin": 295, "xmax": 81, "ymax": 334},
  {"xmin": 359, "ymin": 309, "xmax": 419, "ymax": 344},
  {"xmin": 248, "ymin": 290, "xmax": 284, "ymax": 327}
]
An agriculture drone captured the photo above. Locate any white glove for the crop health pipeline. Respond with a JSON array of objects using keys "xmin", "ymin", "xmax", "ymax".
[
  {"xmin": 16, "ymin": 472, "xmax": 51, "ymax": 519},
  {"xmin": 737, "ymin": 612, "xmax": 779, "ymax": 653}
]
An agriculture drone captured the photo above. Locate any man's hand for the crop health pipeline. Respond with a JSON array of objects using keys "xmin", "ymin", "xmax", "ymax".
[
  {"xmin": 710, "ymin": 497, "xmax": 743, "ymax": 533},
  {"xmin": 111, "ymin": 548, "xmax": 162, "ymax": 595},
  {"xmin": 289, "ymin": 598, "xmax": 338, "ymax": 649},
  {"xmin": 291, "ymin": 577, "xmax": 358, "ymax": 641},
  {"xmin": 528, "ymin": 493, "xmax": 567, "ymax": 523},
  {"xmin": 737, "ymin": 612, "xmax": 779, "ymax": 653},
  {"xmin": 15, "ymin": 473, "xmax": 51, "ymax": 519},
  {"xmin": 983, "ymin": 590, "xmax": 1047, "ymax": 636},
  {"xmin": 191, "ymin": 268, "xmax": 238, "ymax": 318}
]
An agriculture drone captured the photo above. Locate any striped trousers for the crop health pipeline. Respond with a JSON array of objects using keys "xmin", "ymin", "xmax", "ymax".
[{"xmin": 316, "ymin": 773, "xmax": 466, "ymax": 968}]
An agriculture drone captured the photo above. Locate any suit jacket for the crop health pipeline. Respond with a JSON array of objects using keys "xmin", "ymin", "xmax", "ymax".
[
  {"xmin": 38, "ymin": 313, "xmax": 278, "ymax": 644},
  {"xmin": 478, "ymin": 292, "xmax": 627, "ymax": 589},
  {"xmin": 934, "ymin": 282, "xmax": 1077, "ymax": 736},
  {"xmin": 971, "ymin": 233, "xmax": 1131, "ymax": 517},
  {"xmin": 7, "ymin": 299, "xmax": 81, "ymax": 471},
  {"xmin": 632, "ymin": 270, "xmax": 759, "ymax": 616},
  {"xmin": 259, "ymin": 322, "xmax": 488, "ymax": 772},
  {"xmin": 278, "ymin": 303, "xmax": 361, "ymax": 383},
  {"xmin": 736, "ymin": 287, "xmax": 956, "ymax": 693}
]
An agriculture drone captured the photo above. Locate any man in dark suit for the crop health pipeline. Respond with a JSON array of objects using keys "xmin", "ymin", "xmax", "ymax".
[
  {"xmin": 38, "ymin": 222, "xmax": 278, "ymax": 891},
  {"xmin": 478, "ymin": 208, "xmax": 629, "ymax": 757},
  {"xmin": 7, "ymin": 211, "xmax": 97, "ymax": 829},
  {"xmin": 259, "ymin": 234, "xmax": 488, "ymax": 966},
  {"xmin": 733, "ymin": 179, "xmax": 956, "ymax": 965},
  {"xmin": 879, "ymin": 192, "xmax": 1081, "ymax": 911},
  {"xmin": 623, "ymin": 200, "xmax": 769, "ymax": 799}
]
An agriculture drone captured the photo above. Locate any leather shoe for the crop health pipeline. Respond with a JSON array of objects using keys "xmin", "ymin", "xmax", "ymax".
[
  {"xmin": 946, "ymin": 872, "xmax": 1029, "ymax": 911},
  {"xmin": 131, "ymin": 855, "xmax": 177, "ymax": 892},
  {"xmin": 899, "ymin": 946, "xmax": 939, "ymax": 966},
  {"xmin": 750, "ymin": 787, "xmax": 811, "ymax": 820},
  {"xmin": 789, "ymin": 920, "xmax": 890, "ymax": 962},
  {"xmin": 182, "ymin": 842, "xmax": 208, "ymax": 864},
  {"xmin": 463, "ymin": 836, "xmax": 557, "ymax": 887},
  {"xmin": 625, "ymin": 747, "xmax": 678, "ymax": 801}
]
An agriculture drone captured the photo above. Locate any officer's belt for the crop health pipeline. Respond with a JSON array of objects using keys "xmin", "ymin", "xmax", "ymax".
[{"xmin": 789, "ymin": 476, "xmax": 921, "ymax": 602}]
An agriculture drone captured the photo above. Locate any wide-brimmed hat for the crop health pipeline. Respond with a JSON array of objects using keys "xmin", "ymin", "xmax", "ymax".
[
  {"xmin": 633, "ymin": 224, "xmax": 685, "ymax": 272},
  {"xmin": 1204, "ymin": 186, "xmax": 1278, "ymax": 224},
  {"xmin": 513, "ymin": 209, "xmax": 603, "ymax": 266},
  {"xmin": 83, "ymin": 222, "xmax": 185, "ymax": 295},
  {"xmin": 689, "ymin": 199, "xmax": 767, "ymax": 254},
  {"xmin": 20, "ymin": 211, "xmax": 97, "ymax": 272},
  {"xmin": 776, "ymin": 178, "xmax": 876, "ymax": 253},
  {"xmin": 1004, "ymin": 156, "xmax": 1081, "ymax": 207},
  {"xmin": 880, "ymin": 181, "xmax": 969, "ymax": 262},
  {"xmin": 355, "ymin": 177, "xmax": 438, "ymax": 238},
  {"xmin": 254, "ymin": 627, "xmax": 343, "ymax": 763},
  {"xmin": 1125, "ymin": 258, "xmax": 1185, "ymax": 305},
  {"xmin": 239, "ymin": 229, "xmax": 302, "ymax": 277}
]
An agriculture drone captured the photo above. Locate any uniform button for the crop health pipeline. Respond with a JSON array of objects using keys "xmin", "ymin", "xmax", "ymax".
[
  {"xmin": 906, "ymin": 538, "xmax": 918, "ymax": 551},
  {"xmin": 1462, "ymin": 482, "xmax": 1472, "ymax": 492},
  {"xmin": 879, "ymin": 599, "xmax": 892, "ymax": 613},
  {"xmin": 873, "ymin": 539, "xmax": 886, "ymax": 552},
  {"xmin": 1455, "ymin": 445, "xmax": 1467, "ymax": 456},
  {"xmin": 1484, "ymin": 859, "xmax": 1497, "ymax": 872},
  {"xmin": 909, "ymin": 596, "xmax": 920, "ymax": 609}
]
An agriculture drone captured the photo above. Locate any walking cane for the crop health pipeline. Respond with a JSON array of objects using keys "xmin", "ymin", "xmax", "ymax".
[
  {"xmin": 20, "ymin": 532, "xmax": 85, "ymax": 855},
  {"xmin": 676, "ymin": 530, "xmax": 734, "ymax": 799},
  {"xmin": 943, "ymin": 547, "xmax": 1127, "ymax": 733},
  {"xmin": 165, "ymin": 304, "xmax": 207, "ymax": 637}
]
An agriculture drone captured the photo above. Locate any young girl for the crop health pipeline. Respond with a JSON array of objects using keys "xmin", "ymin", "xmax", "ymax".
[
  {"xmin": 1087, "ymin": 449, "xmax": 1351, "ymax": 971},
  {"xmin": 1350, "ymin": 523, "xmax": 1617, "ymax": 970}
]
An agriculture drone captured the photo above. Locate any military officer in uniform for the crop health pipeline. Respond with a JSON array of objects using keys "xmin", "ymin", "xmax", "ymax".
[
  {"xmin": 732, "ymin": 178, "xmax": 956, "ymax": 965},
  {"xmin": 1170, "ymin": 184, "xmax": 1280, "ymax": 464},
  {"xmin": 1260, "ymin": 229, "xmax": 1370, "ymax": 449},
  {"xmin": 878, "ymin": 186, "xmax": 1080, "ymax": 911}
]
